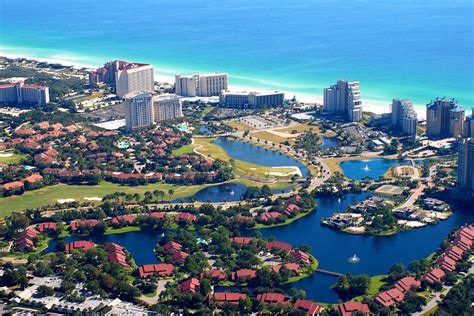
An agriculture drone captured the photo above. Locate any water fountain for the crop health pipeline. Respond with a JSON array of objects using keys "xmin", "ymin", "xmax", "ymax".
[
  {"xmin": 363, "ymin": 164, "xmax": 370, "ymax": 172},
  {"xmin": 348, "ymin": 254, "xmax": 360, "ymax": 264}
]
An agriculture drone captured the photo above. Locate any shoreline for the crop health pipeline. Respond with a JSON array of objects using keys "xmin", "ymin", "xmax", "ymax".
[{"xmin": 0, "ymin": 50, "xmax": 426, "ymax": 118}]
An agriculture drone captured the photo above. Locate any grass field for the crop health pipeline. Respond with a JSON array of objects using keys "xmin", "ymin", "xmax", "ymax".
[
  {"xmin": 352, "ymin": 274, "xmax": 387, "ymax": 301},
  {"xmin": 251, "ymin": 131, "xmax": 290, "ymax": 145},
  {"xmin": 192, "ymin": 138, "xmax": 296, "ymax": 180},
  {"xmin": 0, "ymin": 179, "xmax": 289, "ymax": 217},
  {"xmin": 171, "ymin": 145, "xmax": 194, "ymax": 155},
  {"xmin": 0, "ymin": 152, "xmax": 28, "ymax": 165},
  {"xmin": 226, "ymin": 120, "xmax": 254, "ymax": 131}
]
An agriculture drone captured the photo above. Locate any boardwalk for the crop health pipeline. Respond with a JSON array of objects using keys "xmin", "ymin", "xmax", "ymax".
[{"xmin": 315, "ymin": 268, "xmax": 344, "ymax": 277}]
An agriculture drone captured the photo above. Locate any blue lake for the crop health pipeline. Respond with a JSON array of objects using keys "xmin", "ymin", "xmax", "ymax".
[
  {"xmin": 340, "ymin": 158, "xmax": 411, "ymax": 180},
  {"xmin": 213, "ymin": 138, "xmax": 310, "ymax": 178},
  {"xmin": 321, "ymin": 137, "xmax": 339, "ymax": 149},
  {"xmin": 259, "ymin": 193, "xmax": 473, "ymax": 303}
]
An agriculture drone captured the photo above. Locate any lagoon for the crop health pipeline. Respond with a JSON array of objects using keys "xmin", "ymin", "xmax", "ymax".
[
  {"xmin": 339, "ymin": 158, "xmax": 411, "ymax": 180},
  {"xmin": 213, "ymin": 138, "xmax": 310, "ymax": 178}
]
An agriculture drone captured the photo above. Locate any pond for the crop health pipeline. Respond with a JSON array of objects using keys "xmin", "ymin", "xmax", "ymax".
[
  {"xmin": 320, "ymin": 136, "xmax": 338, "ymax": 149},
  {"xmin": 339, "ymin": 158, "xmax": 411, "ymax": 180},
  {"xmin": 173, "ymin": 183, "xmax": 293, "ymax": 203},
  {"xmin": 213, "ymin": 138, "xmax": 310, "ymax": 178},
  {"xmin": 45, "ymin": 230, "xmax": 163, "ymax": 265},
  {"xmin": 259, "ymin": 192, "xmax": 474, "ymax": 303}
]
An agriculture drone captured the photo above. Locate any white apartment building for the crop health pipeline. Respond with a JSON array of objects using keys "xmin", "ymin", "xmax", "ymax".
[
  {"xmin": 115, "ymin": 63, "xmax": 154, "ymax": 98},
  {"xmin": 391, "ymin": 99, "xmax": 418, "ymax": 135},
  {"xmin": 219, "ymin": 90, "xmax": 285, "ymax": 108},
  {"xmin": 124, "ymin": 91, "xmax": 155, "ymax": 131},
  {"xmin": 153, "ymin": 94, "xmax": 183, "ymax": 122},
  {"xmin": 0, "ymin": 82, "xmax": 50, "ymax": 105},
  {"xmin": 323, "ymin": 80, "xmax": 363, "ymax": 122},
  {"xmin": 175, "ymin": 73, "xmax": 228, "ymax": 97}
]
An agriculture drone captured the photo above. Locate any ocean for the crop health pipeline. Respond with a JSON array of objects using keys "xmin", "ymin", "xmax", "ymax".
[{"xmin": 0, "ymin": 0, "xmax": 472, "ymax": 113}]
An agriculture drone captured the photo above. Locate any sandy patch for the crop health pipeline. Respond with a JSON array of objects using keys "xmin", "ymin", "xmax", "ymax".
[
  {"xmin": 398, "ymin": 220, "xmax": 426, "ymax": 228},
  {"xmin": 272, "ymin": 166, "xmax": 303, "ymax": 177},
  {"xmin": 267, "ymin": 130, "xmax": 300, "ymax": 138},
  {"xmin": 84, "ymin": 197, "xmax": 102, "ymax": 201},
  {"xmin": 0, "ymin": 153, "xmax": 14, "ymax": 158},
  {"xmin": 249, "ymin": 168, "xmax": 257, "ymax": 170},
  {"xmin": 57, "ymin": 198, "xmax": 76, "ymax": 204}
]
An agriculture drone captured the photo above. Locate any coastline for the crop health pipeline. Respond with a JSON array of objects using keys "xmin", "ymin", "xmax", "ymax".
[{"xmin": 0, "ymin": 50, "xmax": 426, "ymax": 118}]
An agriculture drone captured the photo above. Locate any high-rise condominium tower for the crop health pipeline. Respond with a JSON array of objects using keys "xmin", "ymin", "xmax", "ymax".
[
  {"xmin": 426, "ymin": 97, "xmax": 464, "ymax": 138},
  {"xmin": 175, "ymin": 73, "xmax": 228, "ymax": 97},
  {"xmin": 323, "ymin": 80, "xmax": 363, "ymax": 122},
  {"xmin": 391, "ymin": 99, "xmax": 418, "ymax": 135}
]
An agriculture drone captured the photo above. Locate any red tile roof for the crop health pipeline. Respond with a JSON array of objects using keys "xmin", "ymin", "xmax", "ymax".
[
  {"xmin": 257, "ymin": 293, "xmax": 288, "ymax": 305},
  {"xmin": 201, "ymin": 269, "xmax": 227, "ymax": 280},
  {"xmin": 374, "ymin": 288, "xmax": 405, "ymax": 307},
  {"xmin": 210, "ymin": 292, "xmax": 247, "ymax": 305},
  {"xmin": 171, "ymin": 250, "xmax": 189, "ymax": 264},
  {"xmin": 229, "ymin": 237, "xmax": 256, "ymax": 245},
  {"xmin": 70, "ymin": 219, "xmax": 100, "ymax": 231},
  {"xmin": 395, "ymin": 276, "xmax": 421, "ymax": 293},
  {"xmin": 267, "ymin": 241, "xmax": 293, "ymax": 252},
  {"xmin": 272, "ymin": 263, "xmax": 302, "ymax": 274},
  {"xmin": 175, "ymin": 213, "xmax": 197, "ymax": 223},
  {"xmin": 180, "ymin": 278, "xmax": 200, "ymax": 294},
  {"xmin": 231, "ymin": 269, "xmax": 256, "ymax": 281},
  {"xmin": 37, "ymin": 222, "xmax": 57, "ymax": 232},
  {"xmin": 338, "ymin": 302, "xmax": 370, "ymax": 316},
  {"xmin": 291, "ymin": 249, "xmax": 311, "ymax": 265},
  {"xmin": 1, "ymin": 181, "xmax": 24, "ymax": 190},
  {"xmin": 424, "ymin": 268, "xmax": 445, "ymax": 284},
  {"xmin": 137, "ymin": 263, "xmax": 174, "ymax": 278},
  {"xmin": 104, "ymin": 243, "xmax": 130, "ymax": 268},
  {"xmin": 259, "ymin": 211, "xmax": 282, "ymax": 222},
  {"xmin": 22, "ymin": 174, "xmax": 43, "ymax": 183},
  {"xmin": 111, "ymin": 215, "xmax": 136, "ymax": 226},
  {"xmin": 162, "ymin": 241, "xmax": 182, "ymax": 254},
  {"xmin": 65, "ymin": 240, "xmax": 96, "ymax": 253},
  {"xmin": 149, "ymin": 212, "xmax": 167, "ymax": 219},
  {"xmin": 293, "ymin": 299, "xmax": 323, "ymax": 315}
]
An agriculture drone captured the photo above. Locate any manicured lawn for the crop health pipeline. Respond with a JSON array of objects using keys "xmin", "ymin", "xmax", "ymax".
[
  {"xmin": 285, "ymin": 254, "xmax": 319, "ymax": 284},
  {"xmin": 0, "ymin": 152, "xmax": 28, "ymax": 165},
  {"xmin": 251, "ymin": 131, "xmax": 290, "ymax": 145},
  {"xmin": 352, "ymin": 274, "xmax": 388, "ymax": 301},
  {"xmin": 323, "ymin": 156, "xmax": 368, "ymax": 175},
  {"xmin": 193, "ymin": 138, "xmax": 296, "ymax": 180},
  {"xmin": 171, "ymin": 145, "xmax": 194, "ymax": 155},
  {"xmin": 226, "ymin": 120, "xmax": 254, "ymax": 131},
  {"xmin": 105, "ymin": 226, "xmax": 141, "ymax": 235},
  {"xmin": 0, "ymin": 179, "xmax": 289, "ymax": 217}
]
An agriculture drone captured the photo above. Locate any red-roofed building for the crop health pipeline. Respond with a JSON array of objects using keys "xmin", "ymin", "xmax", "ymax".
[
  {"xmin": 445, "ymin": 245, "xmax": 464, "ymax": 261},
  {"xmin": 175, "ymin": 213, "xmax": 197, "ymax": 223},
  {"xmin": 137, "ymin": 263, "xmax": 174, "ymax": 278},
  {"xmin": 149, "ymin": 212, "xmax": 167, "ymax": 220},
  {"xmin": 201, "ymin": 269, "xmax": 227, "ymax": 281},
  {"xmin": 171, "ymin": 251, "xmax": 189, "ymax": 264},
  {"xmin": 395, "ymin": 276, "xmax": 421, "ymax": 293},
  {"xmin": 179, "ymin": 278, "xmax": 200, "ymax": 294},
  {"xmin": 37, "ymin": 222, "xmax": 57, "ymax": 233},
  {"xmin": 458, "ymin": 225, "xmax": 474, "ymax": 240},
  {"xmin": 284, "ymin": 204, "xmax": 300, "ymax": 216},
  {"xmin": 209, "ymin": 292, "xmax": 247, "ymax": 305},
  {"xmin": 293, "ymin": 299, "xmax": 323, "ymax": 315},
  {"xmin": 104, "ymin": 243, "xmax": 130, "ymax": 268},
  {"xmin": 374, "ymin": 288, "xmax": 405, "ymax": 307},
  {"xmin": 291, "ymin": 249, "xmax": 311, "ymax": 265},
  {"xmin": 23, "ymin": 174, "xmax": 43, "ymax": 184},
  {"xmin": 453, "ymin": 235, "xmax": 472, "ymax": 251},
  {"xmin": 231, "ymin": 269, "xmax": 257, "ymax": 281},
  {"xmin": 17, "ymin": 227, "xmax": 39, "ymax": 240},
  {"xmin": 436, "ymin": 255, "xmax": 456, "ymax": 272},
  {"xmin": 257, "ymin": 293, "xmax": 288, "ymax": 305},
  {"xmin": 70, "ymin": 219, "xmax": 100, "ymax": 231},
  {"xmin": 1, "ymin": 181, "xmax": 24, "ymax": 191},
  {"xmin": 229, "ymin": 237, "xmax": 256, "ymax": 245},
  {"xmin": 259, "ymin": 211, "xmax": 282, "ymax": 222},
  {"xmin": 111, "ymin": 215, "xmax": 136, "ymax": 226},
  {"xmin": 162, "ymin": 241, "xmax": 183, "ymax": 254},
  {"xmin": 272, "ymin": 263, "xmax": 302, "ymax": 274},
  {"xmin": 266, "ymin": 241, "xmax": 293, "ymax": 252},
  {"xmin": 16, "ymin": 237, "xmax": 35, "ymax": 251},
  {"xmin": 64, "ymin": 240, "xmax": 96, "ymax": 253},
  {"xmin": 338, "ymin": 302, "xmax": 371, "ymax": 316},
  {"xmin": 424, "ymin": 268, "xmax": 445, "ymax": 284}
]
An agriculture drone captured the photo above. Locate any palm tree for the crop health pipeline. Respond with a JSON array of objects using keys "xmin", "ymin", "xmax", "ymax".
[{"xmin": 168, "ymin": 189, "xmax": 175, "ymax": 201}]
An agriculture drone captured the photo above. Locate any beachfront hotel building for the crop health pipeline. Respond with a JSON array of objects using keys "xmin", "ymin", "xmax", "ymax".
[
  {"xmin": 426, "ymin": 97, "xmax": 464, "ymax": 138},
  {"xmin": 390, "ymin": 99, "xmax": 418, "ymax": 135},
  {"xmin": 175, "ymin": 73, "xmax": 228, "ymax": 97},
  {"xmin": 464, "ymin": 109, "xmax": 474, "ymax": 138},
  {"xmin": 153, "ymin": 94, "xmax": 183, "ymax": 122},
  {"xmin": 219, "ymin": 90, "xmax": 285, "ymax": 108},
  {"xmin": 323, "ymin": 80, "xmax": 363, "ymax": 122},
  {"xmin": 89, "ymin": 60, "xmax": 154, "ymax": 98},
  {"xmin": 458, "ymin": 138, "xmax": 474, "ymax": 192},
  {"xmin": 124, "ymin": 91, "xmax": 155, "ymax": 131},
  {"xmin": 0, "ymin": 82, "xmax": 50, "ymax": 105}
]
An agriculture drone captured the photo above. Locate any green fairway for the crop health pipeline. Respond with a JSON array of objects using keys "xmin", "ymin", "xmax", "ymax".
[
  {"xmin": 0, "ymin": 152, "xmax": 28, "ymax": 165},
  {"xmin": 0, "ymin": 179, "xmax": 290, "ymax": 217},
  {"xmin": 171, "ymin": 145, "xmax": 194, "ymax": 155}
]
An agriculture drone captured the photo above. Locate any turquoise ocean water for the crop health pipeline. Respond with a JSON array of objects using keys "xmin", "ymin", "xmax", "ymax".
[{"xmin": 0, "ymin": 0, "xmax": 472, "ymax": 111}]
